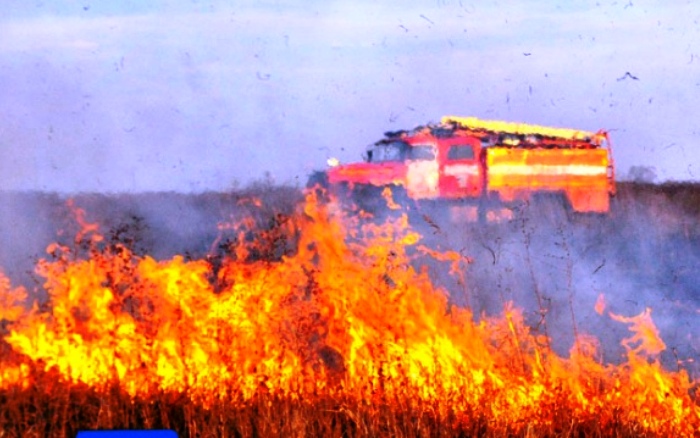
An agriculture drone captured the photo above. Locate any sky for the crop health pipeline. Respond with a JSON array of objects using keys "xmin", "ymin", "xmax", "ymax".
[{"xmin": 0, "ymin": 0, "xmax": 698, "ymax": 192}]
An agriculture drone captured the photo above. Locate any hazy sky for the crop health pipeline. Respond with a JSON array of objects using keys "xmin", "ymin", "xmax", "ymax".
[{"xmin": 1, "ymin": 1, "xmax": 698, "ymax": 192}]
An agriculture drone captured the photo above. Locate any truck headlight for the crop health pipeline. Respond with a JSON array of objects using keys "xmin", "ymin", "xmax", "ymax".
[{"xmin": 327, "ymin": 157, "xmax": 340, "ymax": 167}]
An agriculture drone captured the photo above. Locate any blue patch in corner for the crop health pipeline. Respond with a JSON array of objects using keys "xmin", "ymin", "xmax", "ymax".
[{"xmin": 76, "ymin": 431, "xmax": 178, "ymax": 438}]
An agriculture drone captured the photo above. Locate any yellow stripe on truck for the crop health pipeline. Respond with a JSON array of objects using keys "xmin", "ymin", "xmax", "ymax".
[
  {"xmin": 442, "ymin": 116, "xmax": 599, "ymax": 141},
  {"xmin": 488, "ymin": 164, "xmax": 607, "ymax": 176}
]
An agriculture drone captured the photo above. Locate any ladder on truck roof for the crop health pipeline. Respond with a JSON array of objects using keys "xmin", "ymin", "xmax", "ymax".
[{"xmin": 441, "ymin": 116, "xmax": 607, "ymax": 145}]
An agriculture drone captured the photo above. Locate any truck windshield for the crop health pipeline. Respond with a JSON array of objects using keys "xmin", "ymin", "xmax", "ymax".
[{"xmin": 366, "ymin": 140, "xmax": 407, "ymax": 163}]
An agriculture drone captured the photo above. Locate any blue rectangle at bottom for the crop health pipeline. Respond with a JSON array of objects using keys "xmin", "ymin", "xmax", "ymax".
[{"xmin": 77, "ymin": 431, "xmax": 178, "ymax": 438}]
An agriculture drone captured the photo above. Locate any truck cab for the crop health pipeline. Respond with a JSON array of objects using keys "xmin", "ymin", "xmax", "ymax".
[{"xmin": 325, "ymin": 126, "xmax": 486, "ymax": 202}]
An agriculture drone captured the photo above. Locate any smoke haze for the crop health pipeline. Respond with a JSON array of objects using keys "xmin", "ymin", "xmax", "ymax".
[
  {"xmin": 1, "ymin": 1, "xmax": 699, "ymax": 192},
  {"xmin": 0, "ymin": 184, "xmax": 698, "ymax": 377}
]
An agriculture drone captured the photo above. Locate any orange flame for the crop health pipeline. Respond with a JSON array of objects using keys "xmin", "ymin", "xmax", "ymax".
[
  {"xmin": 610, "ymin": 307, "xmax": 667, "ymax": 357},
  {"xmin": 594, "ymin": 293, "xmax": 606, "ymax": 315},
  {"xmin": 0, "ymin": 193, "xmax": 698, "ymax": 435},
  {"xmin": 381, "ymin": 187, "xmax": 402, "ymax": 210}
]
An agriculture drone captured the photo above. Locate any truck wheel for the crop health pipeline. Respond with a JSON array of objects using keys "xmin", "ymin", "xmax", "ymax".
[
  {"xmin": 352, "ymin": 184, "xmax": 413, "ymax": 221},
  {"xmin": 306, "ymin": 170, "xmax": 329, "ymax": 191},
  {"xmin": 306, "ymin": 171, "xmax": 331, "ymax": 202},
  {"xmin": 477, "ymin": 197, "xmax": 489, "ymax": 225},
  {"xmin": 357, "ymin": 185, "xmax": 396, "ymax": 216},
  {"xmin": 477, "ymin": 194, "xmax": 501, "ymax": 225},
  {"xmin": 529, "ymin": 193, "xmax": 570, "ymax": 227}
]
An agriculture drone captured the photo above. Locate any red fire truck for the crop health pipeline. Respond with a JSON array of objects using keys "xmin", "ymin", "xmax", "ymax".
[{"xmin": 309, "ymin": 116, "xmax": 615, "ymax": 217}]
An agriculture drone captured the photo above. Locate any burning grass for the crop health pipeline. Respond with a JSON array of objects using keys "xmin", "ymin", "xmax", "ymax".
[
  {"xmin": 1, "ymin": 375, "xmax": 682, "ymax": 437},
  {"xmin": 0, "ymin": 191, "xmax": 698, "ymax": 437}
]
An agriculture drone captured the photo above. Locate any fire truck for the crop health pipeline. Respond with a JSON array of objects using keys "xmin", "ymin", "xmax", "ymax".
[{"xmin": 309, "ymin": 116, "xmax": 616, "ymax": 218}]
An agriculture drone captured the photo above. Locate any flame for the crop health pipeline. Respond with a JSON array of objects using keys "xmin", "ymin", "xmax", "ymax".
[
  {"xmin": 610, "ymin": 307, "xmax": 666, "ymax": 357},
  {"xmin": 0, "ymin": 193, "xmax": 698, "ymax": 435},
  {"xmin": 381, "ymin": 186, "xmax": 402, "ymax": 210},
  {"xmin": 594, "ymin": 293, "xmax": 606, "ymax": 315},
  {"xmin": 0, "ymin": 271, "xmax": 26, "ymax": 322}
]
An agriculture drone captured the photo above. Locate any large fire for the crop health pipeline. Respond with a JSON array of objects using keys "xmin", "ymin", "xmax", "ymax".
[{"xmin": 0, "ymin": 193, "xmax": 698, "ymax": 436}]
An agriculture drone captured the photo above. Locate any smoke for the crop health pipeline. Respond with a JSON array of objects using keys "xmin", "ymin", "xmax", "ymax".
[
  {"xmin": 0, "ymin": 182, "xmax": 301, "ymax": 294},
  {"xmin": 409, "ymin": 184, "xmax": 700, "ymax": 376},
  {"xmin": 0, "ymin": 192, "xmax": 67, "ymax": 294}
]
